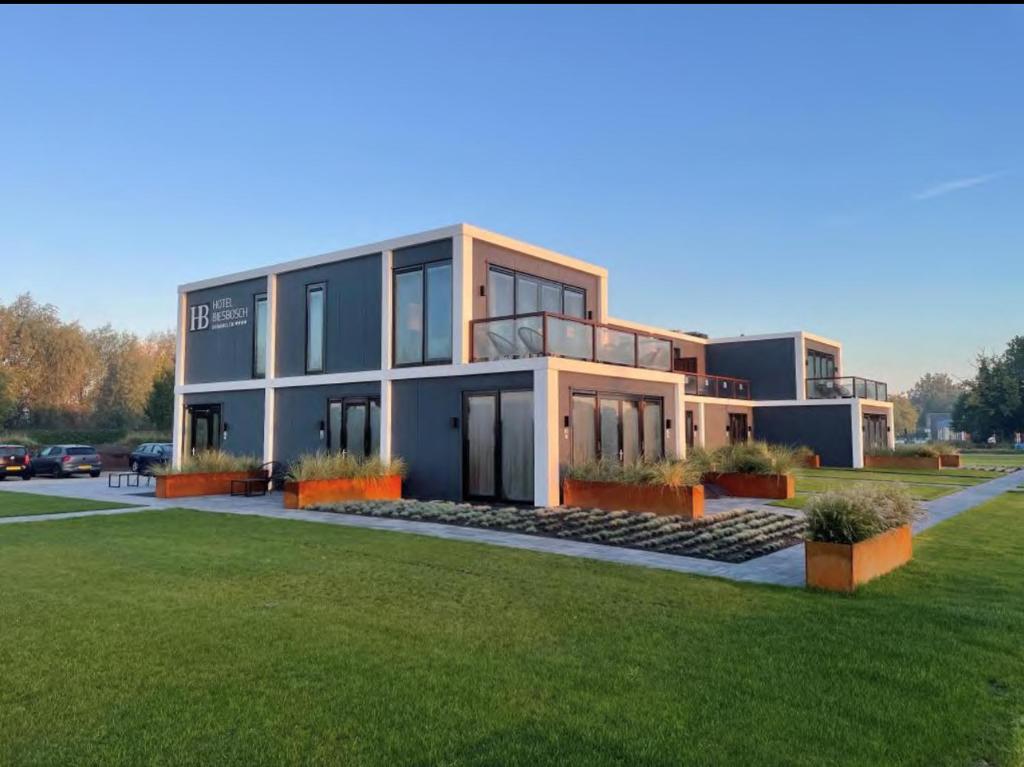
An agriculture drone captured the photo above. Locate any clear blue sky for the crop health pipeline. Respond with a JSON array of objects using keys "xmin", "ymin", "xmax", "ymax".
[{"xmin": 1, "ymin": 5, "xmax": 1020, "ymax": 391}]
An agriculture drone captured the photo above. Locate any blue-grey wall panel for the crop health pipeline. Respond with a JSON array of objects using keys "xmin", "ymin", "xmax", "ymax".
[
  {"xmin": 706, "ymin": 338, "xmax": 797, "ymax": 400},
  {"xmin": 392, "ymin": 372, "xmax": 534, "ymax": 501},
  {"xmin": 184, "ymin": 278, "xmax": 267, "ymax": 384},
  {"xmin": 275, "ymin": 253, "xmax": 382, "ymax": 377},
  {"xmin": 753, "ymin": 404, "xmax": 853, "ymax": 467},
  {"xmin": 273, "ymin": 382, "xmax": 382, "ymax": 464},
  {"xmin": 183, "ymin": 390, "xmax": 265, "ymax": 458},
  {"xmin": 392, "ymin": 239, "xmax": 452, "ymax": 269}
]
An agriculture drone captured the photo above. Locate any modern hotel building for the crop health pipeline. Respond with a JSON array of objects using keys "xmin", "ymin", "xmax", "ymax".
[{"xmin": 173, "ymin": 224, "xmax": 894, "ymax": 506}]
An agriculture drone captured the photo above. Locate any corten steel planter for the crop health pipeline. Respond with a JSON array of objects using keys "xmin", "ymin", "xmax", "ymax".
[
  {"xmin": 805, "ymin": 525, "xmax": 912, "ymax": 592},
  {"xmin": 864, "ymin": 455, "xmax": 942, "ymax": 471},
  {"xmin": 155, "ymin": 470, "xmax": 265, "ymax": 499},
  {"xmin": 705, "ymin": 472, "xmax": 795, "ymax": 500},
  {"xmin": 940, "ymin": 454, "xmax": 962, "ymax": 468},
  {"xmin": 803, "ymin": 454, "xmax": 822, "ymax": 469},
  {"xmin": 561, "ymin": 479, "xmax": 705, "ymax": 519},
  {"xmin": 283, "ymin": 475, "xmax": 402, "ymax": 510}
]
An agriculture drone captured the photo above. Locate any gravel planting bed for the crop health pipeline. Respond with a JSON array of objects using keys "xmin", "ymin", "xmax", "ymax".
[{"xmin": 314, "ymin": 500, "xmax": 806, "ymax": 563}]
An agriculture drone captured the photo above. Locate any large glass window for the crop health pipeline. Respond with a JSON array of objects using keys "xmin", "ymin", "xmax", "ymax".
[
  {"xmin": 488, "ymin": 266, "xmax": 586, "ymax": 319},
  {"xmin": 394, "ymin": 262, "xmax": 452, "ymax": 366},
  {"xmin": 327, "ymin": 397, "xmax": 380, "ymax": 458},
  {"xmin": 253, "ymin": 294, "xmax": 268, "ymax": 378},
  {"xmin": 306, "ymin": 284, "xmax": 325, "ymax": 373},
  {"xmin": 572, "ymin": 392, "xmax": 665, "ymax": 464},
  {"xmin": 500, "ymin": 390, "xmax": 534, "ymax": 502},
  {"xmin": 807, "ymin": 349, "xmax": 836, "ymax": 380}
]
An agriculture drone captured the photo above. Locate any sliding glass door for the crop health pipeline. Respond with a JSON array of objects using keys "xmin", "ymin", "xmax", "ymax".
[
  {"xmin": 572, "ymin": 392, "xmax": 664, "ymax": 464},
  {"xmin": 463, "ymin": 390, "xmax": 534, "ymax": 503},
  {"xmin": 327, "ymin": 397, "xmax": 381, "ymax": 458}
]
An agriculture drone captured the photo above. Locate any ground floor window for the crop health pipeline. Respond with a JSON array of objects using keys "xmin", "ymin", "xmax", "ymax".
[
  {"xmin": 863, "ymin": 413, "xmax": 888, "ymax": 451},
  {"xmin": 728, "ymin": 412, "xmax": 749, "ymax": 445},
  {"xmin": 327, "ymin": 397, "xmax": 381, "ymax": 458},
  {"xmin": 571, "ymin": 391, "xmax": 664, "ymax": 464},
  {"xmin": 463, "ymin": 389, "xmax": 534, "ymax": 503}
]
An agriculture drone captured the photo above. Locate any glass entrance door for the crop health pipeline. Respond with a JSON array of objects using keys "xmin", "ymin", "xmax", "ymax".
[
  {"xmin": 186, "ymin": 404, "xmax": 222, "ymax": 457},
  {"xmin": 863, "ymin": 414, "xmax": 888, "ymax": 451},
  {"xmin": 463, "ymin": 390, "xmax": 534, "ymax": 503},
  {"xmin": 728, "ymin": 413, "xmax": 748, "ymax": 445}
]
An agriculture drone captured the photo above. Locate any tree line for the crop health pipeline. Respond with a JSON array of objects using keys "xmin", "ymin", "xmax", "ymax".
[
  {"xmin": 952, "ymin": 336, "xmax": 1024, "ymax": 442},
  {"xmin": 0, "ymin": 294, "xmax": 175, "ymax": 432}
]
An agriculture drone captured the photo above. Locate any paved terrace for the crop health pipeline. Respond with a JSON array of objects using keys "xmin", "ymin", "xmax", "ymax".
[{"xmin": 1, "ymin": 470, "xmax": 1021, "ymax": 588}]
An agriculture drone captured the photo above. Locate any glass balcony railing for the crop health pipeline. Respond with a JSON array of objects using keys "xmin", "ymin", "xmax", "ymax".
[
  {"xmin": 807, "ymin": 376, "xmax": 888, "ymax": 401},
  {"xmin": 470, "ymin": 312, "xmax": 673, "ymax": 372},
  {"xmin": 682, "ymin": 374, "xmax": 751, "ymax": 400}
]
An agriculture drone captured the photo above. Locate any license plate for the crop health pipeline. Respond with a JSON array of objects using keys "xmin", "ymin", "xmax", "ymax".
[
  {"xmin": 5, "ymin": 466, "xmax": 20, "ymax": 472},
  {"xmin": 78, "ymin": 464, "xmax": 92, "ymax": 470}
]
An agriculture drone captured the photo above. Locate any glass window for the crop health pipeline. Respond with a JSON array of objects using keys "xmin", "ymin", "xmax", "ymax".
[
  {"xmin": 540, "ymin": 281, "xmax": 562, "ymax": 313},
  {"xmin": 643, "ymin": 401, "xmax": 664, "ymax": 460},
  {"xmin": 622, "ymin": 401, "xmax": 640, "ymax": 463},
  {"xmin": 466, "ymin": 394, "xmax": 496, "ymax": 497},
  {"xmin": 500, "ymin": 391, "xmax": 534, "ymax": 502},
  {"xmin": 571, "ymin": 394, "xmax": 597, "ymax": 465},
  {"xmin": 328, "ymin": 398, "xmax": 380, "ymax": 457},
  {"xmin": 394, "ymin": 269, "xmax": 424, "ymax": 365},
  {"xmin": 515, "ymin": 274, "xmax": 540, "ymax": 314},
  {"xmin": 488, "ymin": 268, "xmax": 515, "ymax": 317},
  {"xmin": 370, "ymin": 400, "xmax": 381, "ymax": 455},
  {"xmin": 306, "ymin": 285, "xmax": 325, "ymax": 373},
  {"xmin": 345, "ymin": 402, "xmax": 368, "ymax": 457},
  {"xmin": 563, "ymin": 288, "xmax": 585, "ymax": 318},
  {"xmin": 599, "ymin": 398, "xmax": 620, "ymax": 461},
  {"xmin": 328, "ymin": 401, "xmax": 343, "ymax": 452},
  {"xmin": 425, "ymin": 262, "xmax": 452, "ymax": 362},
  {"xmin": 253, "ymin": 294, "xmax": 268, "ymax": 378}
]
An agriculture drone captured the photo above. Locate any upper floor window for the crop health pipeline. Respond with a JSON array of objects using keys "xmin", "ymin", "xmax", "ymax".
[
  {"xmin": 807, "ymin": 349, "xmax": 836, "ymax": 380},
  {"xmin": 253, "ymin": 293, "xmax": 268, "ymax": 378},
  {"xmin": 394, "ymin": 262, "xmax": 451, "ymax": 366},
  {"xmin": 306, "ymin": 283, "xmax": 325, "ymax": 373},
  {"xmin": 487, "ymin": 266, "xmax": 586, "ymax": 319}
]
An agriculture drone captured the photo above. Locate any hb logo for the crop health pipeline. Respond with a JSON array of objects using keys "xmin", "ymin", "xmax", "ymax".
[{"xmin": 189, "ymin": 304, "xmax": 210, "ymax": 331}]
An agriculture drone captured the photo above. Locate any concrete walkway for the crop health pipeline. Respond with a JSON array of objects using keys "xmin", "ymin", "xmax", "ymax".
[{"xmin": 0, "ymin": 470, "xmax": 1020, "ymax": 588}]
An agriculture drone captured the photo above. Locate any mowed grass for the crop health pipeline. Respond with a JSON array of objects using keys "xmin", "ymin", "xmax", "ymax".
[
  {"xmin": 2, "ymin": 502, "xmax": 1024, "ymax": 766},
  {"xmin": 0, "ymin": 489, "xmax": 133, "ymax": 518},
  {"xmin": 964, "ymin": 452, "xmax": 1024, "ymax": 468}
]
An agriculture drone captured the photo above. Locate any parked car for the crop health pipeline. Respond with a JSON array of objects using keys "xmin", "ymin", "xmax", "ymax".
[
  {"xmin": 129, "ymin": 442, "xmax": 173, "ymax": 475},
  {"xmin": 30, "ymin": 445, "xmax": 102, "ymax": 478},
  {"xmin": 0, "ymin": 445, "xmax": 33, "ymax": 480}
]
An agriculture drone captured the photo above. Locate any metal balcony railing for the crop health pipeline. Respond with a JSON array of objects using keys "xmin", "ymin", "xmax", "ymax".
[
  {"xmin": 807, "ymin": 376, "xmax": 888, "ymax": 401},
  {"xmin": 470, "ymin": 312, "xmax": 674, "ymax": 371}
]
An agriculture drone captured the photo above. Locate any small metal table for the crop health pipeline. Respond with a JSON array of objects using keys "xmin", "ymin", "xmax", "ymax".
[{"xmin": 230, "ymin": 477, "xmax": 269, "ymax": 497}]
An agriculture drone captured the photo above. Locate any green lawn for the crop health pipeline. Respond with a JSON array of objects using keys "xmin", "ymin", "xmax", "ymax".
[
  {"xmin": 2, "ymin": 500, "xmax": 1024, "ymax": 765},
  {"xmin": 963, "ymin": 452, "xmax": 1024, "ymax": 468},
  {"xmin": 0, "ymin": 489, "xmax": 133, "ymax": 518}
]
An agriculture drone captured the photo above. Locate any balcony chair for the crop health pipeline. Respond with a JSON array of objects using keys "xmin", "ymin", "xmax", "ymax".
[
  {"xmin": 486, "ymin": 331, "xmax": 518, "ymax": 359},
  {"xmin": 517, "ymin": 326, "xmax": 545, "ymax": 356}
]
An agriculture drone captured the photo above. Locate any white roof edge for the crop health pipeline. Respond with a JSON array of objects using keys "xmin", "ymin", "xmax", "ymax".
[
  {"xmin": 707, "ymin": 330, "xmax": 842, "ymax": 348},
  {"xmin": 178, "ymin": 222, "xmax": 607, "ymax": 294}
]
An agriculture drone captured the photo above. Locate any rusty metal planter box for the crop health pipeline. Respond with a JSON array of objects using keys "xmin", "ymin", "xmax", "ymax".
[
  {"xmin": 805, "ymin": 524, "xmax": 912, "ymax": 592},
  {"xmin": 705, "ymin": 472, "xmax": 795, "ymax": 500},
  {"xmin": 155, "ymin": 471, "xmax": 265, "ymax": 499},
  {"xmin": 283, "ymin": 475, "xmax": 402, "ymax": 510},
  {"xmin": 562, "ymin": 479, "xmax": 704, "ymax": 519}
]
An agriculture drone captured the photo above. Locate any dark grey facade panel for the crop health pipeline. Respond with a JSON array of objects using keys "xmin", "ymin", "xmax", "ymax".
[
  {"xmin": 274, "ymin": 382, "xmax": 382, "ymax": 464},
  {"xmin": 274, "ymin": 253, "xmax": 382, "ymax": 377},
  {"xmin": 184, "ymin": 278, "xmax": 267, "ymax": 384},
  {"xmin": 753, "ymin": 404, "xmax": 853, "ymax": 467},
  {"xmin": 705, "ymin": 338, "xmax": 796, "ymax": 400},
  {"xmin": 183, "ymin": 390, "xmax": 265, "ymax": 458},
  {"xmin": 392, "ymin": 238, "xmax": 452, "ymax": 269},
  {"xmin": 392, "ymin": 372, "xmax": 534, "ymax": 501}
]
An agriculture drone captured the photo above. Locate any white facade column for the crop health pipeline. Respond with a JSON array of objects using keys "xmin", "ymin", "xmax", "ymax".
[
  {"xmin": 672, "ymin": 383, "xmax": 686, "ymax": 459},
  {"xmin": 533, "ymin": 366, "xmax": 560, "ymax": 507},
  {"xmin": 262, "ymin": 273, "xmax": 278, "ymax": 464},
  {"xmin": 172, "ymin": 292, "xmax": 187, "ymax": 469},
  {"xmin": 886, "ymin": 403, "xmax": 896, "ymax": 450},
  {"xmin": 795, "ymin": 334, "xmax": 807, "ymax": 400},
  {"xmin": 850, "ymin": 400, "xmax": 864, "ymax": 468},
  {"xmin": 451, "ymin": 233, "xmax": 473, "ymax": 364},
  {"xmin": 379, "ymin": 379, "xmax": 393, "ymax": 462},
  {"xmin": 695, "ymin": 401, "xmax": 707, "ymax": 449}
]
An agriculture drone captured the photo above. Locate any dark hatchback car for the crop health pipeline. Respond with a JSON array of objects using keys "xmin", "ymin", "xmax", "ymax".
[
  {"xmin": 0, "ymin": 445, "xmax": 33, "ymax": 480},
  {"xmin": 31, "ymin": 445, "xmax": 102, "ymax": 478},
  {"xmin": 129, "ymin": 442, "xmax": 173, "ymax": 475}
]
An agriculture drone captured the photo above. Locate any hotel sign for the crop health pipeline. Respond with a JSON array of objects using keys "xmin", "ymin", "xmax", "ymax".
[{"xmin": 189, "ymin": 297, "xmax": 249, "ymax": 332}]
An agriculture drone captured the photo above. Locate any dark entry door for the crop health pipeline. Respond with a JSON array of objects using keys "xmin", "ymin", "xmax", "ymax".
[
  {"xmin": 187, "ymin": 404, "xmax": 222, "ymax": 457},
  {"xmin": 863, "ymin": 414, "xmax": 888, "ymax": 451},
  {"xmin": 685, "ymin": 410, "xmax": 694, "ymax": 449},
  {"xmin": 463, "ymin": 391, "xmax": 534, "ymax": 503},
  {"xmin": 728, "ymin": 413, "xmax": 748, "ymax": 445}
]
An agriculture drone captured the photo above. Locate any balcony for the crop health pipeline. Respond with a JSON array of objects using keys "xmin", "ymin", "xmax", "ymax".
[
  {"xmin": 807, "ymin": 376, "xmax": 888, "ymax": 401},
  {"xmin": 469, "ymin": 312, "xmax": 752, "ymax": 400},
  {"xmin": 471, "ymin": 312, "xmax": 674, "ymax": 371}
]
